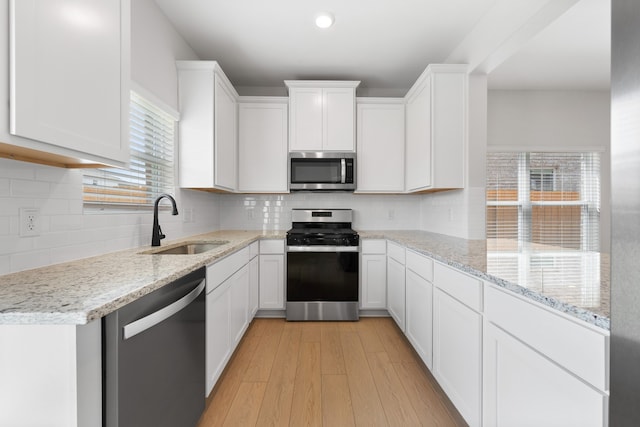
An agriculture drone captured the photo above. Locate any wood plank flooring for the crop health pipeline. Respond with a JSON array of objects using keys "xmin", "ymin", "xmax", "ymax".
[{"xmin": 198, "ymin": 317, "xmax": 465, "ymax": 427}]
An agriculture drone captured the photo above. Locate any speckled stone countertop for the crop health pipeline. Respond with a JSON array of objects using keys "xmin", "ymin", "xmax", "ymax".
[
  {"xmin": 360, "ymin": 230, "xmax": 610, "ymax": 330},
  {"xmin": 0, "ymin": 231, "xmax": 284, "ymax": 325}
]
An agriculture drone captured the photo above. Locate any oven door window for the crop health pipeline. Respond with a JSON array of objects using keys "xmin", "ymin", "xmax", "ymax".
[
  {"xmin": 287, "ymin": 252, "xmax": 358, "ymax": 301},
  {"xmin": 290, "ymin": 158, "xmax": 342, "ymax": 184}
]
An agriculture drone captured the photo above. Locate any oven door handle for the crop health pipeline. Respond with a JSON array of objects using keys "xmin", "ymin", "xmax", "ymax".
[{"xmin": 287, "ymin": 245, "xmax": 359, "ymax": 253}]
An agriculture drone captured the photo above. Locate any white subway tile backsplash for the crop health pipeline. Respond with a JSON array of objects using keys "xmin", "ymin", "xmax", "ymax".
[
  {"xmin": 0, "ymin": 178, "xmax": 10, "ymax": 196},
  {"xmin": 11, "ymin": 179, "xmax": 50, "ymax": 198},
  {"xmin": 0, "ymin": 160, "xmax": 220, "ymax": 274}
]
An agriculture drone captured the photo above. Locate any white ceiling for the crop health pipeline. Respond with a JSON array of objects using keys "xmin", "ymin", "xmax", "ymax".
[{"xmin": 154, "ymin": 0, "xmax": 610, "ymax": 95}]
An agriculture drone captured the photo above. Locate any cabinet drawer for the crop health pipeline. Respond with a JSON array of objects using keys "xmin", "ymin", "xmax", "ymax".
[
  {"xmin": 249, "ymin": 241, "xmax": 259, "ymax": 258},
  {"xmin": 387, "ymin": 241, "xmax": 405, "ymax": 264},
  {"xmin": 206, "ymin": 247, "xmax": 250, "ymax": 293},
  {"xmin": 485, "ymin": 285, "xmax": 609, "ymax": 392},
  {"xmin": 433, "ymin": 262, "xmax": 482, "ymax": 312},
  {"xmin": 362, "ymin": 239, "xmax": 386, "ymax": 254},
  {"xmin": 406, "ymin": 250, "xmax": 433, "ymax": 282},
  {"xmin": 260, "ymin": 239, "xmax": 284, "ymax": 254}
]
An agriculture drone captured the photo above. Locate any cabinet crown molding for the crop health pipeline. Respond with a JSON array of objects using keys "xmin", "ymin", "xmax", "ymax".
[{"xmin": 284, "ymin": 80, "xmax": 361, "ymax": 89}]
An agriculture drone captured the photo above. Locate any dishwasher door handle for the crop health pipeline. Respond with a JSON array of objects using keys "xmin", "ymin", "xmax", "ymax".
[{"xmin": 123, "ymin": 279, "xmax": 205, "ymax": 340}]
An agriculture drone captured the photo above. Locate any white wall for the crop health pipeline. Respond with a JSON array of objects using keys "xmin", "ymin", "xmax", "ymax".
[
  {"xmin": 487, "ymin": 89, "xmax": 611, "ymax": 252},
  {"xmin": 0, "ymin": 0, "xmax": 220, "ymax": 275}
]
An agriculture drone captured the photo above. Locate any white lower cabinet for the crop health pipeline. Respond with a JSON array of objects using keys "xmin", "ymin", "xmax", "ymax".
[
  {"xmin": 229, "ymin": 265, "xmax": 250, "ymax": 347},
  {"xmin": 205, "ymin": 276, "xmax": 232, "ymax": 395},
  {"xmin": 360, "ymin": 239, "xmax": 387, "ymax": 309},
  {"xmin": 205, "ymin": 247, "xmax": 251, "ymax": 395},
  {"xmin": 405, "ymin": 269, "xmax": 434, "ymax": 370},
  {"xmin": 386, "ymin": 250, "xmax": 406, "ymax": 331},
  {"xmin": 483, "ymin": 284, "xmax": 609, "ymax": 427},
  {"xmin": 433, "ymin": 263, "xmax": 483, "ymax": 427},
  {"xmin": 483, "ymin": 323, "xmax": 607, "ymax": 427},
  {"xmin": 258, "ymin": 240, "xmax": 285, "ymax": 310},
  {"xmin": 249, "ymin": 253, "xmax": 260, "ymax": 317}
]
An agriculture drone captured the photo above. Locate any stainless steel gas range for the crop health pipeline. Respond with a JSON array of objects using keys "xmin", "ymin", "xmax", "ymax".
[{"xmin": 285, "ymin": 209, "xmax": 359, "ymax": 321}]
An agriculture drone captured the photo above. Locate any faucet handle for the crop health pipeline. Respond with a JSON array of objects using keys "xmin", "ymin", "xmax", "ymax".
[{"xmin": 158, "ymin": 225, "xmax": 166, "ymax": 240}]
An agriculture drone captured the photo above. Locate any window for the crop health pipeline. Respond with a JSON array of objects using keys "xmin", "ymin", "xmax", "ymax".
[
  {"xmin": 83, "ymin": 90, "xmax": 177, "ymax": 209},
  {"xmin": 486, "ymin": 152, "xmax": 601, "ymax": 252}
]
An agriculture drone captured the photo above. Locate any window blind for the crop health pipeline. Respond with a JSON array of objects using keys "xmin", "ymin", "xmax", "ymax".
[
  {"xmin": 83, "ymin": 91, "xmax": 176, "ymax": 209},
  {"xmin": 486, "ymin": 152, "xmax": 600, "ymax": 252}
]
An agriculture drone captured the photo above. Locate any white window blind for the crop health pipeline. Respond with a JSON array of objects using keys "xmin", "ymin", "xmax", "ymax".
[
  {"xmin": 83, "ymin": 91, "xmax": 176, "ymax": 209},
  {"xmin": 486, "ymin": 152, "xmax": 601, "ymax": 252}
]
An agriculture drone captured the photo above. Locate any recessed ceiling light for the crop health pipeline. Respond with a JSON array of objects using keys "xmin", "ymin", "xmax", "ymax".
[{"xmin": 315, "ymin": 12, "xmax": 334, "ymax": 29}]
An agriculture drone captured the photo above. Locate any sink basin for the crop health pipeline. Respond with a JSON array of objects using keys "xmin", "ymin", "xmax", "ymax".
[{"xmin": 146, "ymin": 241, "xmax": 228, "ymax": 255}]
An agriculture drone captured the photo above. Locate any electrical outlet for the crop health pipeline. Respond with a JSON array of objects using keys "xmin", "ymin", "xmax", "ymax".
[
  {"xmin": 20, "ymin": 208, "xmax": 40, "ymax": 237},
  {"xmin": 448, "ymin": 208, "xmax": 454, "ymax": 222},
  {"xmin": 388, "ymin": 209, "xmax": 395, "ymax": 220}
]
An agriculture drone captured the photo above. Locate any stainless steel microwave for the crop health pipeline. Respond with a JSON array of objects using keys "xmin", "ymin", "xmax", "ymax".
[{"xmin": 289, "ymin": 152, "xmax": 356, "ymax": 191}]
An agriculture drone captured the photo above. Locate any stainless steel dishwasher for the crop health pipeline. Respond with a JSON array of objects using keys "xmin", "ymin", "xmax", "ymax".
[{"xmin": 103, "ymin": 267, "xmax": 206, "ymax": 427}]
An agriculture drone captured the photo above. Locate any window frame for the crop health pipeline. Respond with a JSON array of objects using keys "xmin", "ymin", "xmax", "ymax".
[
  {"xmin": 486, "ymin": 150, "xmax": 601, "ymax": 252},
  {"xmin": 82, "ymin": 84, "xmax": 179, "ymax": 212}
]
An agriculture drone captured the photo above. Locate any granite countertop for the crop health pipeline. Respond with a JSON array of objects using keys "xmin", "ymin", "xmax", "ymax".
[
  {"xmin": 1, "ymin": 228, "xmax": 610, "ymax": 330},
  {"xmin": 0, "ymin": 231, "xmax": 284, "ymax": 325},
  {"xmin": 360, "ymin": 230, "xmax": 610, "ymax": 330}
]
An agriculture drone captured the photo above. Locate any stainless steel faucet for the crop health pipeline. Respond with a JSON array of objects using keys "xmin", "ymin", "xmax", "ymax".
[{"xmin": 151, "ymin": 194, "xmax": 179, "ymax": 246}]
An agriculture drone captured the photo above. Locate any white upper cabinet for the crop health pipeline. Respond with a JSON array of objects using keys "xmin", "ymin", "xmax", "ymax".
[
  {"xmin": 238, "ymin": 97, "xmax": 288, "ymax": 193},
  {"xmin": 405, "ymin": 64, "xmax": 467, "ymax": 192},
  {"xmin": 356, "ymin": 99, "xmax": 405, "ymax": 193},
  {"xmin": 177, "ymin": 61, "xmax": 238, "ymax": 192},
  {"xmin": 285, "ymin": 81, "xmax": 359, "ymax": 152},
  {"xmin": 7, "ymin": 0, "xmax": 130, "ymax": 167}
]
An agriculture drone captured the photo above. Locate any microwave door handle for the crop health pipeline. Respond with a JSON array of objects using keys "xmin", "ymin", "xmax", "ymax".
[{"xmin": 341, "ymin": 159, "xmax": 346, "ymax": 184}]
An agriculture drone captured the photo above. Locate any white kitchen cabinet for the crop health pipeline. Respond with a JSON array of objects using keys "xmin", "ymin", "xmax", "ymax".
[
  {"xmin": 205, "ymin": 274, "xmax": 232, "ymax": 395},
  {"xmin": 356, "ymin": 99, "xmax": 405, "ymax": 193},
  {"xmin": 405, "ymin": 64, "xmax": 467, "ymax": 192},
  {"xmin": 0, "ymin": 321, "xmax": 101, "ymax": 427},
  {"xmin": 205, "ymin": 246, "xmax": 251, "ymax": 395},
  {"xmin": 177, "ymin": 61, "xmax": 238, "ymax": 191},
  {"xmin": 432, "ymin": 262, "xmax": 483, "ymax": 427},
  {"xmin": 259, "ymin": 240, "xmax": 285, "ymax": 310},
  {"xmin": 238, "ymin": 97, "xmax": 289, "ymax": 193},
  {"xmin": 386, "ymin": 241, "xmax": 406, "ymax": 331},
  {"xmin": 483, "ymin": 284, "xmax": 609, "ymax": 427},
  {"xmin": 229, "ymin": 264, "xmax": 250, "ymax": 347},
  {"xmin": 360, "ymin": 239, "xmax": 387, "ymax": 309},
  {"xmin": 405, "ymin": 250, "xmax": 434, "ymax": 370},
  {"xmin": 249, "ymin": 242, "xmax": 260, "ymax": 317},
  {"xmin": 6, "ymin": 0, "xmax": 130, "ymax": 167},
  {"xmin": 483, "ymin": 323, "xmax": 607, "ymax": 427},
  {"xmin": 285, "ymin": 81, "xmax": 360, "ymax": 152}
]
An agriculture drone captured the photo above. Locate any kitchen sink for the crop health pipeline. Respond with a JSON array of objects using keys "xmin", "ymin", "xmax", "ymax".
[{"xmin": 144, "ymin": 241, "xmax": 229, "ymax": 255}]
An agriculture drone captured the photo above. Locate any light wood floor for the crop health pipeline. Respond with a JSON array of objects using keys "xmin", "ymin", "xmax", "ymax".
[{"xmin": 198, "ymin": 317, "xmax": 465, "ymax": 427}]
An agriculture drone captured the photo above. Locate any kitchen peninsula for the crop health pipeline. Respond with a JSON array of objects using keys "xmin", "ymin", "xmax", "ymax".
[{"xmin": 0, "ymin": 228, "xmax": 609, "ymax": 427}]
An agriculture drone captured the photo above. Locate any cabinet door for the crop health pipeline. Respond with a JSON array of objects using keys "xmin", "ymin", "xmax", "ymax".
[
  {"xmin": 433, "ymin": 288, "xmax": 482, "ymax": 427},
  {"xmin": 259, "ymin": 254, "xmax": 284, "ymax": 309},
  {"xmin": 387, "ymin": 256, "xmax": 406, "ymax": 331},
  {"xmin": 405, "ymin": 76, "xmax": 432, "ymax": 191},
  {"xmin": 9, "ymin": 0, "xmax": 129, "ymax": 166},
  {"xmin": 483, "ymin": 323, "xmax": 607, "ymax": 427},
  {"xmin": 229, "ymin": 265, "xmax": 250, "ymax": 348},
  {"xmin": 361, "ymin": 254, "xmax": 387, "ymax": 309},
  {"xmin": 323, "ymin": 88, "xmax": 355, "ymax": 151},
  {"xmin": 206, "ymin": 279, "xmax": 231, "ymax": 395},
  {"xmin": 356, "ymin": 102, "xmax": 405, "ymax": 192},
  {"xmin": 238, "ymin": 101, "xmax": 288, "ymax": 192},
  {"xmin": 214, "ymin": 75, "xmax": 237, "ymax": 191},
  {"xmin": 405, "ymin": 269, "xmax": 433, "ymax": 370},
  {"xmin": 289, "ymin": 88, "xmax": 323, "ymax": 151},
  {"xmin": 249, "ymin": 256, "xmax": 259, "ymax": 317}
]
